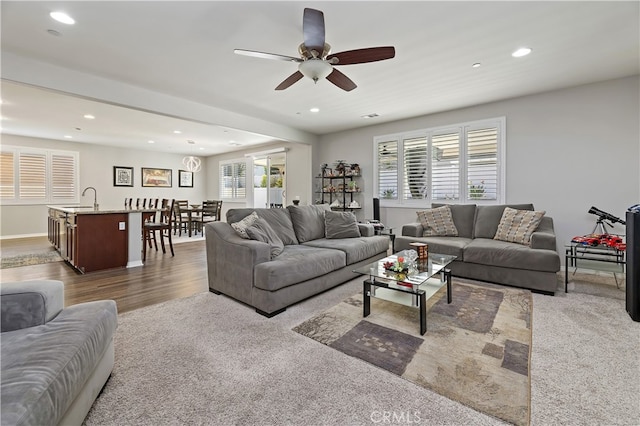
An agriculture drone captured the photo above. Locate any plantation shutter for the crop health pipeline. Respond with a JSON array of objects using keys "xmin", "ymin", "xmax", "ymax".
[
  {"xmin": 403, "ymin": 136, "xmax": 428, "ymax": 200},
  {"xmin": 220, "ymin": 161, "xmax": 246, "ymax": 199},
  {"xmin": 377, "ymin": 140, "xmax": 398, "ymax": 199},
  {"xmin": 431, "ymin": 132, "xmax": 460, "ymax": 201},
  {"xmin": 51, "ymin": 153, "xmax": 76, "ymax": 200},
  {"xmin": 466, "ymin": 127, "xmax": 498, "ymax": 200},
  {"xmin": 235, "ymin": 162, "xmax": 246, "ymax": 199},
  {"xmin": 19, "ymin": 152, "xmax": 46, "ymax": 200},
  {"xmin": 0, "ymin": 151, "xmax": 15, "ymax": 198}
]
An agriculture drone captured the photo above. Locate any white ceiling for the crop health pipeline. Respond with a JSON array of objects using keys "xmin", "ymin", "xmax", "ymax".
[{"xmin": 1, "ymin": 1, "xmax": 639, "ymax": 155}]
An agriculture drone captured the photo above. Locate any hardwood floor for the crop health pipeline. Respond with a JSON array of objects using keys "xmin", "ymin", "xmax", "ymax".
[{"xmin": 0, "ymin": 237, "xmax": 208, "ymax": 313}]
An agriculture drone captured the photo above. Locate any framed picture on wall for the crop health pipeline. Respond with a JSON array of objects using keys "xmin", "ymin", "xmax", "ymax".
[
  {"xmin": 113, "ymin": 166, "xmax": 134, "ymax": 187},
  {"xmin": 141, "ymin": 167, "xmax": 172, "ymax": 187},
  {"xmin": 178, "ymin": 170, "xmax": 194, "ymax": 188}
]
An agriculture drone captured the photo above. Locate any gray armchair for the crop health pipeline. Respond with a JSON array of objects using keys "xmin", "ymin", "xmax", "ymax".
[{"xmin": 1, "ymin": 280, "xmax": 117, "ymax": 426}]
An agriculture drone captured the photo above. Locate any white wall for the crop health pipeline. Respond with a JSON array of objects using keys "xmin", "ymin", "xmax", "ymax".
[
  {"xmin": 205, "ymin": 141, "xmax": 313, "ymax": 221},
  {"xmin": 1, "ymin": 134, "xmax": 208, "ymax": 237},
  {"xmin": 315, "ymin": 76, "xmax": 640, "ymax": 255}
]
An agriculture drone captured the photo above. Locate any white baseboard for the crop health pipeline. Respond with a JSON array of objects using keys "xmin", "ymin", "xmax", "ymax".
[{"xmin": 1, "ymin": 233, "xmax": 47, "ymax": 240}]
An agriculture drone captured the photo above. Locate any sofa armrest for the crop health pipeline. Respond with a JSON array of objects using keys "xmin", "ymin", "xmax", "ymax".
[
  {"xmin": 402, "ymin": 222, "xmax": 423, "ymax": 237},
  {"xmin": 1, "ymin": 280, "xmax": 64, "ymax": 332},
  {"xmin": 358, "ymin": 223, "xmax": 375, "ymax": 237},
  {"xmin": 205, "ymin": 222, "xmax": 270, "ymax": 300},
  {"xmin": 530, "ymin": 216, "xmax": 557, "ymax": 251}
]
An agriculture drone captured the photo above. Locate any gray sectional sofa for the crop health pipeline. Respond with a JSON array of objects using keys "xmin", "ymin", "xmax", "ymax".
[
  {"xmin": 205, "ymin": 204, "xmax": 389, "ymax": 316},
  {"xmin": 395, "ymin": 203, "xmax": 561, "ymax": 294},
  {"xmin": 1, "ymin": 280, "xmax": 117, "ymax": 426}
]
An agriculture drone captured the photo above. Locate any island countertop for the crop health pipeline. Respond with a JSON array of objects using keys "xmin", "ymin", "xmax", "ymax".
[{"xmin": 48, "ymin": 205, "xmax": 159, "ymax": 214}]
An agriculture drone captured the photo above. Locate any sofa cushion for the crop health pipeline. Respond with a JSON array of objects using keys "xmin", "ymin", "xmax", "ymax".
[
  {"xmin": 230, "ymin": 211, "xmax": 259, "ymax": 239},
  {"xmin": 287, "ymin": 204, "xmax": 331, "ymax": 243},
  {"xmin": 227, "ymin": 208, "xmax": 299, "ymax": 245},
  {"xmin": 417, "ymin": 205, "xmax": 458, "ymax": 236},
  {"xmin": 431, "ymin": 203, "xmax": 476, "ymax": 239},
  {"xmin": 253, "ymin": 245, "xmax": 346, "ymax": 292},
  {"xmin": 463, "ymin": 238, "xmax": 560, "ymax": 272},
  {"xmin": 325, "ymin": 211, "xmax": 361, "ymax": 239},
  {"xmin": 1, "ymin": 300, "xmax": 117, "ymax": 426},
  {"xmin": 494, "ymin": 207, "xmax": 545, "ymax": 246},
  {"xmin": 245, "ymin": 217, "xmax": 285, "ymax": 259},
  {"xmin": 473, "ymin": 204, "xmax": 534, "ymax": 239},
  {"xmin": 396, "ymin": 236, "xmax": 472, "ymax": 260},
  {"xmin": 303, "ymin": 235, "xmax": 389, "ymax": 265}
]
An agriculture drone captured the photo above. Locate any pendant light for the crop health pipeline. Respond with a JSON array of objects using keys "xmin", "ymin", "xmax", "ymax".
[{"xmin": 182, "ymin": 140, "xmax": 202, "ymax": 172}]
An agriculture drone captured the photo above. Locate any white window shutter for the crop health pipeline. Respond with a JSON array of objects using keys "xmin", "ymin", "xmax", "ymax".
[
  {"xmin": 377, "ymin": 140, "xmax": 398, "ymax": 199},
  {"xmin": 0, "ymin": 151, "xmax": 15, "ymax": 199},
  {"xmin": 466, "ymin": 127, "xmax": 498, "ymax": 201},
  {"xmin": 403, "ymin": 136, "xmax": 428, "ymax": 200},
  {"xmin": 431, "ymin": 132, "xmax": 460, "ymax": 201},
  {"xmin": 19, "ymin": 152, "xmax": 47, "ymax": 200},
  {"xmin": 51, "ymin": 153, "xmax": 77, "ymax": 200}
]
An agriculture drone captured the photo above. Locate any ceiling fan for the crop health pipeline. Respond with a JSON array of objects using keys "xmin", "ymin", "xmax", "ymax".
[{"xmin": 234, "ymin": 8, "xmax": 395, "ymax": 92}]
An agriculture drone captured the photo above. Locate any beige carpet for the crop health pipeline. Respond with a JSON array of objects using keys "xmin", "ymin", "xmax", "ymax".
[{"xmin": 294, "ymin": 281, "xmax": 532, "ymax": 426}]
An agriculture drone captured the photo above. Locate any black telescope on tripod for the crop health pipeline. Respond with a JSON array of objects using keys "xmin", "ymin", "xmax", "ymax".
[{"xmin": 588, "ymin": 206, "xmax": 625, "ymax": 234}]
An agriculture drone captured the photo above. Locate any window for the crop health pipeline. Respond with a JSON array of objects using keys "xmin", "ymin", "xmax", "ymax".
[
  {"xmin": 374, "ymin": 117, "xmax": 505, "ymax": 206},
  {"xmin": 0, "ymin": 146, "xmax": 79, "ymax": 205},
  {"xmin": 220, "ymin": 159, "xmax": 247, "ymax": 200}
]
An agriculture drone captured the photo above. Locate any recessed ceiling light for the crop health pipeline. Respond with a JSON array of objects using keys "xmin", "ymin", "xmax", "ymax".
[
  {"xmin": 83, "ymin": 114, "xmax": 95, "ymax": 119},
  {"xmin": 147, "ymin": 140, "xmax": 155, "ymax": 144},
  {"xmin": 512, "ymin": 47, "xmax": 532, "ymax": 58},
  {"xmin": 310, "ymin": 107, "xmax": 320, "ymax": 113},
  {"xmin": 50, "ymin": 11, "xmax": 75, "ymax": 25},
  {"xmin": 173, "ymin": 130, "xmax": 182, "ymax": 134},
  {"xmin": 199, "ymin": 147, "xmax": 205, "ymax": 150},
  {"xmin": 472, "ymin": 63, "xmax": 481, "ymax": 68},
  {"xmin": 64, "ymin": 135, "xmax": 73, "ymax": 139}
]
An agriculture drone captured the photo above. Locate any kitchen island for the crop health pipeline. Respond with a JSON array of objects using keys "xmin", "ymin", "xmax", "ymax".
[{"xmin": 48, "ymin": 205, "xmax": 157, "ymax": 273}]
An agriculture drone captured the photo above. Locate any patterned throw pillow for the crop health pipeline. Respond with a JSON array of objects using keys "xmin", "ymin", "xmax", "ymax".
[
  {"xmin": 231, "ymin": 211, "xmax": 259, "ymax": 239},
  {"xmin": 417, "ymin": 205, "xmax": 458, "ymax": 237},
  {"xmin": 494, "ymin": 207, "xmax": 545, "ymax": 246}
]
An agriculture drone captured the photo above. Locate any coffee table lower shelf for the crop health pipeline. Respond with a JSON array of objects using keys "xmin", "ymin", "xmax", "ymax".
[{"xmin": 363, "ymin": 268, "xmax": 452, "ymax": 335}]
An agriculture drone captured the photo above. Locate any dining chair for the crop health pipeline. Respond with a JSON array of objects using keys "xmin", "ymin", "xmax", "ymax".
[
  {"xmin": 142, "ymin": 198, "xmax": 175, "ymax": 261},
  {"xmin": 173, "ymin": 200, "xmax": 191, "ymax": 236},
  {"xmin": 195, "ymin": 200, "xmax": 221, "ymax": 233}
]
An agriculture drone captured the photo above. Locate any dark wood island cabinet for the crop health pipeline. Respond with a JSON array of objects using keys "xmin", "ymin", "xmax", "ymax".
[{"xmin": 48, "ymin": 206, "xmax": 152, "ymax": 273}]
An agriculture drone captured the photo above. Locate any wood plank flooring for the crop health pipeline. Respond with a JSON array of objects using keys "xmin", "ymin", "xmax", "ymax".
[{"xmin": 0, "ymin": 237, "xmax": 208, "ymax": 313}]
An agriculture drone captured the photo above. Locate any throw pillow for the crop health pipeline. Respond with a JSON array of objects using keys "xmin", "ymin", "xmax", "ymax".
[
  {"xmin": 324, "ymin": 211, "xmax": 361, "ymax": 239},
  {"xmin": 231, "ymin": 211, "xmax": 259, "ymax": 239},
  {"xmin": 494, "ymin": 207, "xmax": 546, "ymax": 246},
  {"xmin": 245, "ymin": 217, "xmax": 285, "ymax": 258},
  {"xmin": 417, "ymin": 205, "xmax": 458, "ymax": 237}
]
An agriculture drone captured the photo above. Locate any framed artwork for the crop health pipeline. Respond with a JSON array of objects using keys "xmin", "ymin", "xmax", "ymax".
[
  {"xmin": 141, "ymin": 167, "xmax": 172, "ymax": 187},
  {"xmin": 113, "ymin": 166, "xmax": 134, "ymax": 187},
  {"xmin": 178, "ymin": 170, "xmax": 194, "ymax": 188}
]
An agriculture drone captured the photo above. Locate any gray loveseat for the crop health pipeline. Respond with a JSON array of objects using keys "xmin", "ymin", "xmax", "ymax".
[
  {"xmin": 205, "ymin": 205, "xmax": 389, "ymax": 316},
  {"xmin": 395, "ymin": 204, "xmax": 561, "ymax": 294},
  {"xmin": 1, "ymin": 280, "xmax": 117, "ymax": 426}
]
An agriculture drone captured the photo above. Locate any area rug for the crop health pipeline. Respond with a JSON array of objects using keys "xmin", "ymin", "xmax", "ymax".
[
  {"xmin": 0, "ymin": 251, "xmax": 63, "ymax": 269},
  {"xmin": 293, "ymin": 281, "xmax": 532, "ymax": 426}
]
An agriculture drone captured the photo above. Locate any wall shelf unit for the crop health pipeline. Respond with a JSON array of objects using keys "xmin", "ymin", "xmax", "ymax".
[{"xmin": 315, "ymin": 161, "xmax": 362, "ymax": 214}]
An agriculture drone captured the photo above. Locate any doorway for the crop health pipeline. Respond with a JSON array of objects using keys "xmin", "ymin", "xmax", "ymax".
[{"xmin": 252, "ymin": 153, "xmax": 286, "ymax": 208}]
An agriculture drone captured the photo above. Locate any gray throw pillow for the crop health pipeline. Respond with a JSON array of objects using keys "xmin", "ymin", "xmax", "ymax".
[
  {"xmin": 231, "ymin": 211, "xmax": 259, "ymax": 239},
  {"xmin": 416, "ymin": 205, "xmax": 458, "ymax": 237},
  {"xmin": 245, "ymin": 217, "xmax": 285, "ymax": 258},
  {"xmin": 324, "ymin": 211, "xmax": 361, "ymax": 239}
]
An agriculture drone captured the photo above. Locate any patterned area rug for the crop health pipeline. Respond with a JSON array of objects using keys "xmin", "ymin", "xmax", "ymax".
[
  {"xmin": 293, "ymin": 281, "xmax": 532, "ymax": 426},
  {"xmin": 0, "ymin": 251, "xmax": 63, "ymax": 269}
]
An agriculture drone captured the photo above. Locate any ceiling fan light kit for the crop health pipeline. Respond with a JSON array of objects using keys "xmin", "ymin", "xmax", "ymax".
[{"xmin": 235, "ymin": 8, "xmax": 395, "ymax": 91}]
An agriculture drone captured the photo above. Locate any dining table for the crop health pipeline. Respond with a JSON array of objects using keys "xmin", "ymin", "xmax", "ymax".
[{"xmin": 183, "ymin": 205, "xmax": 203, "ymax": 237}]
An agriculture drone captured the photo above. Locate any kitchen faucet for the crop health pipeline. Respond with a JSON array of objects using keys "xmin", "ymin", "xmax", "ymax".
[{"xmin": 81, "ymin": 186, "xmax": 99, "ymax": 210}]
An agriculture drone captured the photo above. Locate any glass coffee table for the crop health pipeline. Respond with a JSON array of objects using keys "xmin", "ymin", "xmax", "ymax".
[{"xmin": 353, "ymin": 252, "xmax": 457, "ymax": 335}]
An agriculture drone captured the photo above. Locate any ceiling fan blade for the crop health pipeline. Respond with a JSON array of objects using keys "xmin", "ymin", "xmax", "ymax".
[
  {"xmin": 275, "ymin": 71, "xmax": 304, "ymax": 90},
  {"xmin": 303, "ymin": 8, "xmax": 325, "ymax": 55},
  {"xmin": 327, "ymin": 46, "xmax": 395, "ymax": 65},
  {"xmin": 326, "ymin": 69, "xmax": 357, "ymax": 92},
  {"xmin": 234, "ymin": 49, "xmax": 302, "ymax": 63}
]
